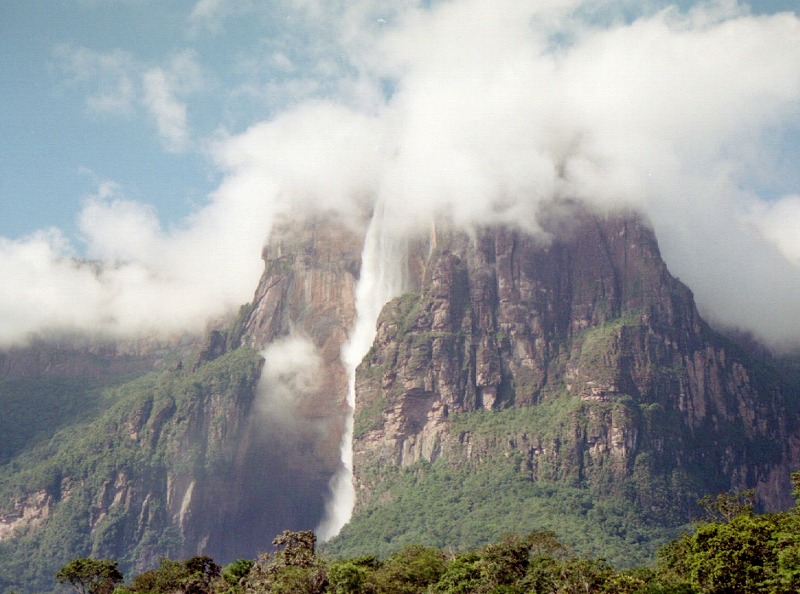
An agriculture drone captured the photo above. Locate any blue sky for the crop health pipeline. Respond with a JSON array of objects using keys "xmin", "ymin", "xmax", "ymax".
[
  {"xmin": 2, "ymin": 0, "xmax": 800, "ymax": 347},
  {"xmin": 2, "ymin": 1, "xmax": 273, "ymax": 239}
]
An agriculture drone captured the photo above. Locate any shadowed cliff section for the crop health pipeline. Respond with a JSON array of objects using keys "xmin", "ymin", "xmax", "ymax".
[
  {"xmin": 0, "ymin": 215, "xmax": 366, "ymax": 594},
  {"xmin": 0, "ymin": 344, "xmax": 264, "ymax": 594},
  {"xmin": 236, "ymin": 215, "xmax": 364, "ymax": 538}
]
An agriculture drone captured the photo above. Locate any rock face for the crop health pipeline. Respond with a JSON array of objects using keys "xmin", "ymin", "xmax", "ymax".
[
  {"xmin": 232, "ymin": 215, "xmax": 364, "ymax": 542},
  {"xmin": 0, "ymin": 344, "xmax": 265, "ymax": 594},
  {"xmin": 352, "ymin": 206, "xmax": 798, "ymax": 524}
]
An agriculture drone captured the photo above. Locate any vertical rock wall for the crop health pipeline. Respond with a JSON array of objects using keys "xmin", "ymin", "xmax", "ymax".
[{"xmin": 352, "ymin": 206, "xmax": 798, "ymax": 518}]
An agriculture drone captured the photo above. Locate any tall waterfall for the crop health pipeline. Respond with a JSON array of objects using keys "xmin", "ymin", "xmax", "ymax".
[{"xmin": 316, "ymin": 203, "xmax": 408, "ymax": 540}]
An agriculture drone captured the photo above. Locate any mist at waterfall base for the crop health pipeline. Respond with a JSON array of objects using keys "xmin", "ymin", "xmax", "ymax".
[{"xmin": 242, "ymin": 335, "xmax": 338, "ymax": 546}]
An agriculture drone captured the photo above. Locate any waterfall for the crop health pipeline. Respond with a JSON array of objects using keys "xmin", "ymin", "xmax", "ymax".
[{"xmin": 316, "ymin": 202, "xmax": 408, "ymax": 541}]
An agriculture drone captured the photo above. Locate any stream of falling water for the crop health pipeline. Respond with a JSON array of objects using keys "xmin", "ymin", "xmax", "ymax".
[{"xmin": 316, "ymin": 202, "xmax": 408, "ymax": 541}]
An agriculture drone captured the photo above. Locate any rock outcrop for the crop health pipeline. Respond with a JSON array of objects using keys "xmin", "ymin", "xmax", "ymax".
[
  {"xmin": 352, "ymin": 205, "xmax": 798, "ymax": 523},
  {"xmin": 234, "ymin": 214, "xmax": 364, "ymax": 538}
]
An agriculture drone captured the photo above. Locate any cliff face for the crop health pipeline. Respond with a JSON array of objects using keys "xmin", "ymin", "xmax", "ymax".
[
  {"xmin": 235, "ymin": 215, "xmax": 363, "ymax": 537},
  {"xmin": 351, "ymin": 207, "xmax": 798, "ymax": 531},
  {"xmin": 0, "ymin": 215, "xmax": 366, "ymax": 594},
  {"xmin": 3, "ymin": 204, "xmax": 800, "ymax": 589}
]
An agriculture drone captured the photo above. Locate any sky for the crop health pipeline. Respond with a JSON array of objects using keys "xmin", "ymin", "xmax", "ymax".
[{"xmin": 1, "ymin": 0, "xmax": 800, "ymax": 348}]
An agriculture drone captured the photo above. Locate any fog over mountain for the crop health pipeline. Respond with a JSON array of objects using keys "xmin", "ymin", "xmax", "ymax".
[{"xmin": 2, "ymin": 0, "xmax": 800, "ymax": 347}]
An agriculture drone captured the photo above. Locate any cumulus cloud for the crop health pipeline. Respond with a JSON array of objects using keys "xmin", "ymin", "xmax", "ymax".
[
  {"xmin": 143, "ymin": 51, "xmax": 204, "ymax": 152},
  {"xmin": 748, "ymin": 195, "xmax": 800, "ymax": 267},
  {"xmin": 188, "ymin": 0, "xmax": 227, "ymax": 30},
  {"xmin": 0, "ymin": 168, "xmax": 272, "ymax": 346},
  {"xmin": 6, "ymin": 0, "xmax": 800, "ymax": 349},
  {"xmin": 231, "ymin": 0, "xmax": 800, "ymax": 346},
  {"xmin": 142, "ymin": 69, "xmax": 190, "ymax": 152}
]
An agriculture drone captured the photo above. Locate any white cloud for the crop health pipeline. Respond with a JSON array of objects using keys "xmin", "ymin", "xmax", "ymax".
[
  {"xmin": 747, "ymin": 195, "xmax": 800, "ymax": 266},
  {"xmin": 55, "ymin": 46, "xmax": 204, "ymax": 152},
  {"xmin": 188, "ymin": 0, "xmax": 252, "ymax": 35},
  {"xmin": 9, "ymin": 1, "xmax": 800, "ymax": 349},
  {"xmin": 0, "ymin": 166, "xmax": 272, "ymax": 347},
  {"xmin": 189, "ymin": 0, "xmax": 226, "ymax": 24},
  {"xmin": 142, "ymin": 50, "xmax": 204, "ymax": 153},
  {"xmin": 142, "ymin": 68, "xmax": 190, "ymax": 152},
  {"xmin": 212, "ymin": 0, "xmax": 800, "ymax": 345},
  {"xmin": 54, "ymin": 45, "xmax": 138, "ymax": 115},
  {"xmin": 257, "ymin": 334, "xmax": 323, "ymax": 422}
]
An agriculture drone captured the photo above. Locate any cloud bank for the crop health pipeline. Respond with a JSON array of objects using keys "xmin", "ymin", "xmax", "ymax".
[{"xmin": 3, "ymin": 0, "xmax": 800, "ymax": 348}]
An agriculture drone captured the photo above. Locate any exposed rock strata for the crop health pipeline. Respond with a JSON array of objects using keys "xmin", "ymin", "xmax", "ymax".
[
  {"xmin": 2, "ymin": 205, "xmax": 800, "ymax": 589},
  {"xmin": 353, "ymin": 207, "xmax": 797, "ymax": 518}
]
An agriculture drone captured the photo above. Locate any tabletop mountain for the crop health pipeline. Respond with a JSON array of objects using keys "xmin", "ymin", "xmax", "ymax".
[{"xmin": 0, "ymin": 202, "xmax": 798, "ymax": 592}]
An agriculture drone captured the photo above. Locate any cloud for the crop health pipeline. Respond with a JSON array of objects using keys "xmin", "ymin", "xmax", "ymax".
[
  {"xmin": 748, "ymin": 195, "xmax": 800, "ymax": 267},
  {"xmin": 55, "ymin": 46, "xmax": 203, "ymax": 152},
  {"xmin": 257, "ymin": 334, "xmax": 323, "ymax": 423},
  {"xmin": 210, "ymin": 0, "xmax": 800, "ymax": 345},
  {"xmin": 189, "ymin": 0, "xmax": 227, "ymax": 26},
  {"xmin": 8, "ymin": 0, "xmax": 800, "ymax": 349},
  {"xmin": 0, "ymin": 168, "xmax": 272, "ymax": 347},
  {"xmin": 142, "ymin": 69, "xmax": 190, "ymax": 152},
  {"xmin": 54, "ymin": 45, "xmax": 138, "ymax": 115},
  {"xmin": 188, "ymin": 0, "xmax": 253, "ymax": 35},
  {"xmin": 141, "ymin": 51, "xmax": 204, "ymax": 152}
]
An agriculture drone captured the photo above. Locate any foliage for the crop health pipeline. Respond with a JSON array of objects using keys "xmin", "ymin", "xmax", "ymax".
[
  {"xmin": 45, "ymin": 499, "xmax": 800, "ymax": 593},
  {"xmin": 242, "ymin": 531, "xmax": 327, "ymax": 594},
  {"xmin": 0, "ymin": 377, "xmax": 115, "ymax": 465},
  {"xmin": 367, "ymin": 545, "xmax": 446, "ymax": 594},
  {"xmin": 329, "ymin": 397, "xmax": 681, "ymax": 567},
  {"xmin": 124, "ymin": 555, "xmax": 221, "ymax": 594},
  {"xmin": 221, "ymin": 559, "xmax": 253, "ymax": 590},
  {"xmin": 697, "ymin": 489, "xmax": 756, "ymax": 523},
  {"xmin": 55, "ymin": 558, "xmax": 123, "ymax": 594},
  {"xmin": 656, "ymin": 483, "xmax": 800, "ymax": 594},
  {"xmin": 327, "ymin": 561, "xmax": 369, "ymax": 594}
]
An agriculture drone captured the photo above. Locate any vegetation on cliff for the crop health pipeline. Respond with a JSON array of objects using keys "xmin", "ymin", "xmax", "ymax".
[
  {"xmin": 0, "ymin": 346, "xmax": 263, "ymax": 594},
  {"xmin": 3, "ymin": 212, "xmax": 800, "ymax": 594},
  {"xmin": 349, "ymin": 216, "xmax": 800, "ymax": 568}
]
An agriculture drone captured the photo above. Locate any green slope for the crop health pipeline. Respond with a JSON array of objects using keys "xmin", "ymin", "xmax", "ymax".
[
  {"xmin": 0, "ymin": 347, "xmax": 263, "ymax": 594},
  {"xmin": 326, "ymin": 403, "xmax": 683, "ymax": 567}
]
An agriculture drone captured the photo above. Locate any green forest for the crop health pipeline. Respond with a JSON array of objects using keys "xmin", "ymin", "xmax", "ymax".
[{"xmin": 51, "ymin": 475, "xmax": 800, "ymax": 594}]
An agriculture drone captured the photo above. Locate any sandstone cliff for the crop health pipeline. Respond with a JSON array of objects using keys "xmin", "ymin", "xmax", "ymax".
[
  {"xmin": 348, "ymin": 205, "xmax": 799, "ymax": 556},
  {"xmin": 0, "ymin": 215, "xmax": 367, "ymax": 592},
  {"xmin": 2, "ymin": 204, "xmax": 800, "ymax": 589},
  {"xmin": 235, "ymin": 215, "xmax": 363, "ymax": 537}
]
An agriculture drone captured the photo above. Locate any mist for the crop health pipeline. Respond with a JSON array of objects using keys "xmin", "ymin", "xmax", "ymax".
[{"xmin": 3, "ymin": 0, "xmax": 800, "ymax": 349}]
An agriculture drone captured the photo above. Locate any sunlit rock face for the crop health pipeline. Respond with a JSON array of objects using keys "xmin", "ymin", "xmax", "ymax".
[{"xmin": 352, "ymin": 204, "xmax": 799, "ymax": 519}]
